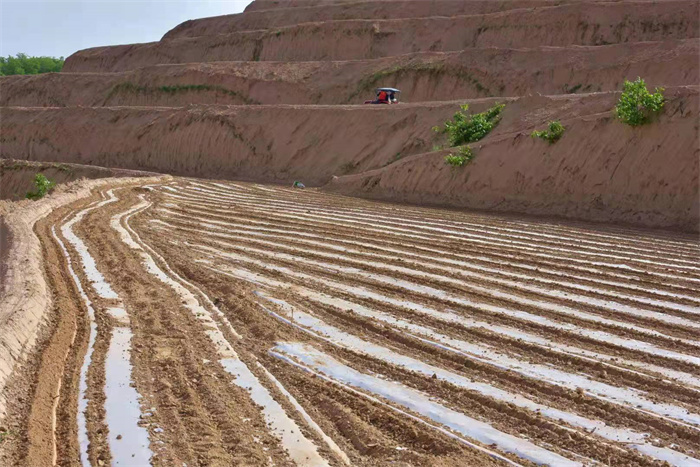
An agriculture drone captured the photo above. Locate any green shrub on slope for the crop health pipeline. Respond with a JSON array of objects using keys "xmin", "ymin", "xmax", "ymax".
[
  {"xmin": 434, "ymin": 103, "xmax": 505, "ymax": 146},
  {"xmin": 615, "ymin": 78, "xmax": 664, "ymax": 126},
  {"xmin": 531, "ymin": 121, "xmax": 565, "ymax": 143},
  {"xmin": 26, "ymin": 174, "xmax": 56, "ymax": 200}
]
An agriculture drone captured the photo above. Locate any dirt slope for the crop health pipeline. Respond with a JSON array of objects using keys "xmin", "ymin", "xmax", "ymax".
[
  {"xmin": 2, "ymin": 88, "xmax": 697, "ymax": 230},
  {"xmin": 1, "ymin": 1, "xmax": 699, "ymax": 465},
  {"xmin": 62, "ymin": 1, "xmax": 699, "ymax": 72},
  {"xmin": 4, "ymin": 39, "xmax": 696, "ymax": 107},
  {"xmin": 327, "ymin": 87, "xmax": 700, "ymax": 231},
  {"xmin": 0, "ymin": 159, "xmax": 158, "ymax": 200},
  {"xmin": 0, "ymin": 101, "xmax": 463, "ymax": 184},
  {"xmin": 163, "ymin": 0, "xmax": 593, "ymax": 39}
]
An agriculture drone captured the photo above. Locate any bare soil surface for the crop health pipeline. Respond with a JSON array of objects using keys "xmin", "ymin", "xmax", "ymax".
[
  {"xmin": 2, "ymin": 88, "xmax": 697, "ymax": 231},
  {"xmin": 62, "ymin": 1, "xmax": 698, "ymax": 72},
  {"xmin": 2, "ymin": 177, "xmax": 698, "ymax": 466},
  {"xmin": 1, "ymin": 1, "xmax": 697, "ymax": 464},
  {"xmin": 0, "ymin": 159, "xmax": 159, "ymax": 201},
  {"xmin": 3, "ymin": 40, "xmax": 696, "ymax": 107}
]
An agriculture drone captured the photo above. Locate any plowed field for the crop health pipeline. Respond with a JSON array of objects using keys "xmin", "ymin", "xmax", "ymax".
[{"xmin": 5, "ymin": 178, "xmax": 700, "ymax": 466}]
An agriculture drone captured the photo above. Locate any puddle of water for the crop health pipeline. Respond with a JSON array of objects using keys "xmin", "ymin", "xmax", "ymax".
[
  {"xmin": 273, "ymin": 342, "xmax": 580, "ymax": 467},
  {"xmin": 105, "ymin": 327, "xmax": 152, "ymax": 465}
]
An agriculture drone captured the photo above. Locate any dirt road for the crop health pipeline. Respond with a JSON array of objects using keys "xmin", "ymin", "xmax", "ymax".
[{"xmin": 3, "ymin": 178, "xmax": 699, "ymax": 466}]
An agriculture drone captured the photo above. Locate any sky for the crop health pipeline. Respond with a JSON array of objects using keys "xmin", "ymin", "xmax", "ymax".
[{"xmin": 0, "ymin": 0, "xmax": 251, "ymax": 58}]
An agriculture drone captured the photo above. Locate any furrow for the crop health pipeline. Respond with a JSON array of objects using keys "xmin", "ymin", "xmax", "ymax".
[
  {"xmin": 197, "ymin": 181, "xmax": 699, "ymax": 254},
  {"xmin": 193, "ymin": 256, "xmax": 700, "ymax": 433},
  {"xmin": 159, "ymin": 188, "xmax": 700, "ymax": 287},
  {"xmin": 194, "ymin": 259, "xmax": 700, "ymax": 390},
  {"xmin": 253, "ymin": 291, "xmax": 700, "ymax": 465},
  {"xmin": 55, "ymin": 192, "xmax": 153, "ymax": 466},
  {"xmin": 114, "ymin": 195, "xmax": 334, "ymax": 466},
  {"xmin": 272, "ymin": 343, "xmax": 579, "ymax": 467},
  {"xmin": 156, "ymin": 202, "xmax": 700, "ymax": 303},
  {"xmin": 157, "ymin": 222, "xmax": 700, "ymax": 351},
  {"xmin": 176, "ymin": 236, "xmax": 700, "ymax": 368},
  {"xmin": 157, "ymin": 211, "xmax": 700, "ymax": 322},
  {"xmin": 182, "ymin": 183, "xmax": 700, "ymax": 270},
  {"xmin": 189, "ymin": 182, "xmax": 700, "ymax": 260}
]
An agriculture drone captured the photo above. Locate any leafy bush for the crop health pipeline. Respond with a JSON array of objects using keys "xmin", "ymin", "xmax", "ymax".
[
  {"xmin": 615, "ymin": 78, "xmax": 665, "ymax": 126},
  {"xmin": 444, "ymin": 146, "xmax": 474, "ymax": 167},
  {"xmin": 26, "ymin": 174, "xmax": 56, "ymax": 200},
  {"xmin": 0, "ymin": 53, "xmax": 63, "ymax": 76},
  {"xmin": 434, "ymin": 103, "xmax": 505, "ymax": 147},
  {"xmin": 531, "ymin": 121, "xmax": 565, "ymax": 143}
]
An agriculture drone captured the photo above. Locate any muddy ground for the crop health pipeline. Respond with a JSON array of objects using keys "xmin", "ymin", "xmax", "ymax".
[{"xmin": 1, "ymin": 177, "xmax": 698, "ymax": 466}]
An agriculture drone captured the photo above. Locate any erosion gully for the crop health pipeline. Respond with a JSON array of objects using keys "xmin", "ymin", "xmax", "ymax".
[{"xmin": 4, "ymin": 178, "xmax": 700, "ymax": 467}]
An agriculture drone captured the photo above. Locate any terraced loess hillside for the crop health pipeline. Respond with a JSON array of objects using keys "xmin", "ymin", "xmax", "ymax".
[
  {"xmin": 1, "ymin": 0, "xmax": 698, "ymax": 230},
  {"xmin": 1, "ymin": 2, "xmax": 700, "ymax": 466}
]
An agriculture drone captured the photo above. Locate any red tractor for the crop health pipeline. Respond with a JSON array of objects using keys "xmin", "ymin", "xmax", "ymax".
[{"xmin": 364, "ymin": 87, "xmax": 401, "ymax": 105}]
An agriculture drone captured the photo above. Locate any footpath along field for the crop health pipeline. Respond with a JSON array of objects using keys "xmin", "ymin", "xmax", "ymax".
[{"xmin": 3, "ymin": 178, "xmax": 699, "ymax": 466}]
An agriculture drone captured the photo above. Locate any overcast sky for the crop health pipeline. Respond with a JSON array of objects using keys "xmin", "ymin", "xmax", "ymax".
[{"xmin": 1, "ymin": 0, "xmax": 250, "ymax": 58}]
